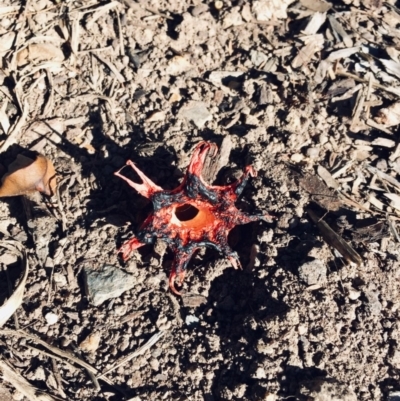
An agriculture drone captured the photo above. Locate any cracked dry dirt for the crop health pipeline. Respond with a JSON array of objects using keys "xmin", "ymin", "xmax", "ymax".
[{"xmin": 1, "ymin": 1, "xmax": 400, "ymax": 400}]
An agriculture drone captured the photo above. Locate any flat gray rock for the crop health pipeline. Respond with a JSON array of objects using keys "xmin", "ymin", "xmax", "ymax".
[
  {"xmin": 179, "ymin": 101, "xmax": 212, "ymax": 128},
  {"xmin": 84, "ymin": 264, "xmax": 137, "ymax": 306}
]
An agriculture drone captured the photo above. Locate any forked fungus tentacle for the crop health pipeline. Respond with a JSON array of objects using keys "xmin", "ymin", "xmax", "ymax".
[{"xmin": 115, "ymin": 141, "xmax": 271, "ymax": 295}]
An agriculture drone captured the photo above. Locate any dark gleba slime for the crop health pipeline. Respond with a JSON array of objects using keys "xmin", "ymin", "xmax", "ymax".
[{"xmin": 115, "ymin": 141, "xmax": 271, "ymax": 295}]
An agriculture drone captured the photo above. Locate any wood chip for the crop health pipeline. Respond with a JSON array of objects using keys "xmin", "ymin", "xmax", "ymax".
[
  {"xmin": 366, "ymin": 118, "xmax": 393, "ymax": 134},
  {"xmin": 379, "ymin": 58, "xmax": 400, "ymax": 80},
  {"xmin": 327, "ymin": 47, "xmax": 360, "ymax": 62},
  {"xmin": 371, "ymin": 137, "xmax": 396, "ymax": 148},
  {"xmin": 384, "ymin": 193, "xmax": 400, "ymax": 211},
  {"xmin": 328, "ymin": 15, "xmax": 353, "ymax": 47},
  {"xmin": 292, "ymin": 35, "xmax": 324, "ymax": 68},
  {"xmin": 303, "ymin": 12, "xmax": 326, "ymax": 35},
  {"xmin": 368, "ymin": 194, "xmax": 385, "ymax": 210},
  {"xmin": 317, "ymin": 165, "xmax": 339, "ymax": 190}
]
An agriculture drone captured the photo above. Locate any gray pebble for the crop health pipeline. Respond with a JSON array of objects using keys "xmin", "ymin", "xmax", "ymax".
[
  {"xmin": 84, "ymin": 264, "xmax": 137, "ymax": 306},
  {"xmin": 298, "ymin": 259, "xmax": 327, "ymax": 286}
]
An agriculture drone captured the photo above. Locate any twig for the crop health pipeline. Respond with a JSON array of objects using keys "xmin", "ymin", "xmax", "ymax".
[
  {"xmin": 0, "ymin": 329, "xmax": 114, "ymax": 386},
  {"xmin": 336, "ymin": 70, "xmax": 400, "ymax": 97},
  {"xmin": 97, "ymin": 331, "xmax": 165, "ymax": 380},
  {"xmin": 50, "ymin": 358, "xmax": 67, "ymax": 399},
  {"xmin": 307, "ymin": 209, "xmax": 363, "ymax": 266}
]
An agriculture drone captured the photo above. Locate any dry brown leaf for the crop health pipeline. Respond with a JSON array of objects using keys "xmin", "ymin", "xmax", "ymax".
[
  {"xmin": 0, "ymin": 240, "xmax": 28, "ymax": 327},
  {"xmin": 16, "ymin": 43, "xmax": 64, "ymax": 67},
  {"xmin": 0, "ymin": 154, "xmax": 56, "ymax": 197},
  {"xmin": 79, "ymin": 332, "xmax": 101, "ymax": 352}
]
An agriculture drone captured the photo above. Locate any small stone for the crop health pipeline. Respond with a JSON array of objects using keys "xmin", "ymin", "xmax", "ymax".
[
  {"xmin": 185, "ymin": 315, "xmax": 199, "ymax": 326},
  {"xmin": 169, "ymin": 92, "xmax": 182, "ymax": 103},
  {"xmin": 298, "ymin": 324, "xmax": 308, "ymax": 335},
  {"xmin": 12, "ymin": 391, "xmax": 24, "ymax": 401},
  {"xmin": 250, "ymin": 50, "xmax": 269, "ymax": 67},
  {"xmin": 33, "ymin": 366, "xmax": 46, "ymax": 381},
  {"xmin": 150, "ymin": 358, "xmax": 160, "ymax": 371},
  {"xmin": 306, "ymin": 147, "xmax": 320, "ymax": 159},
  {"xmin": 154, "ymin": 373, "xmax": 168, "ymax": 381},
  {"xmin": 44, "ymin": 312, "xmax": 58, "ymax": 325},
  {"xmin": 79, "ymin": 332, "xmax": 101, "ymax": 353},
  {"xmin": 53, "ymin": 272, "xmax": 67, "ymax": 287},
  {"xmin": 84, "ymin": 264, "xmax": 137, "ymax": 306},
  {"xmin": 375, "ymin": 158, "xmax": 388, "ymax": 172},
  {"xmin": 241, "ymin": 4, "xmax": 253, "ymax": 22},
  {"xmin": 291, "ymin": 153, "xmax": 304, "ymax": 163},
  {"xmin": 166, "ymin": 55, "xmax": 193, "ymax": 76},
  {"xmin": 298, "ymin": 259, "xmax": 327, "ymax": 286},
  {"xmin": 222, "ymin": 7, "xmax": 243, "ymax": 29},
  {"xmin": 179, "ymin": 101, "xmax": 212, "ymax": 128},
  {"xmin": 347, "ymin": 287, "xmax": 361, "ymax": 300},
  {"xmin": 214, "ymin": 1, "xmax": 223, "ymax": 10},
  {"xmin": 364, "ymin": 287, "xmax": 382, "ymax": 316},
  {"xmin": 114, "ymin": 304, "xmax": 127, "ymax": 316},
  {"xmin": 389, "ymin": 349, "xmax": 400, "ymax": 369},
  {"xmin": 254, "ymin": 366, "xmax": 266, "ymax": 379}
]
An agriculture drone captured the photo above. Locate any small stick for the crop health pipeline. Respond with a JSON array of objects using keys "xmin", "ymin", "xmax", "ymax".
[
  {"xmin": 50, "ymin": 357, "xmax": 67, "ymax": 398},
  {"xmin": 0, "ymin": 329, "xmax": 113, "ymax": 386},
  {"xmin": 307, "ymin": 208, "xmax": 363, "ymax": 266},
  {"xmin": 97, "ymin": 331, "xmax": 165, "ymax": 380},
  {"xmin": 336, "ymin": 70, "xmax": 400, "ymax": 97}
]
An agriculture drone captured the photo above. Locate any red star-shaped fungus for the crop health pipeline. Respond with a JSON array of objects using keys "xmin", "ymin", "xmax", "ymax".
[{"xmin": 115, "ymin": 141, "xmax": 271, "ymax": 295}]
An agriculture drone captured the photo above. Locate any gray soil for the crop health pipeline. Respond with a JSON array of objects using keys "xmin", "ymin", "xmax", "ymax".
[{"xmin": 1, "ymin": 1, "xmax": 400, "ymax": 400}]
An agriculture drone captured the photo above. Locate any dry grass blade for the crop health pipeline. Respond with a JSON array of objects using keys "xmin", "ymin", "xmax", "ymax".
[
  {"xmin": 0, "ymin": 241, "xmax": 28, "ymax": 327},
  {"xmin": 97, "ymin": 331, "xmax": 165, "ymax": 380},
  {"xmin": 0, "ymin": 154, "xmax": 57, "ymax": 197},
  {"xmin": 0, "ymin": 358, "xmax": 58, "ymax": 401},
  {"xmin": 336, "ymin": 70, "xmax": 400, "ymax": 96},
  {"xmin": 0, "ymin": 329, "xmax": 114, "ymax": 386},
  {"xmin": 307, "ymin": 209, "xmax": 363, "ymax": 266}
]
